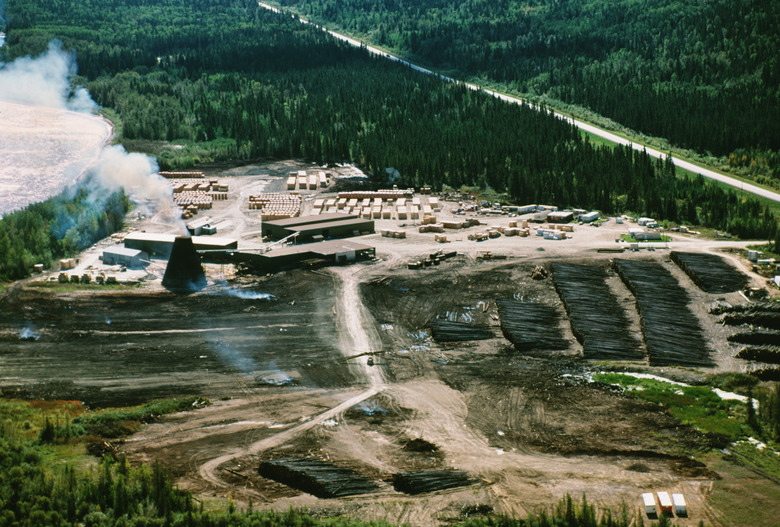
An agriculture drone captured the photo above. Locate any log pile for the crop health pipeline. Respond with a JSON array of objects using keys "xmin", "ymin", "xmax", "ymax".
[
  {"xmin": 257, "ymin": 458, "xmax": 378, "ymax": 498},
  {"xmin": 711, "ymin": 302, "xmax": 780, "ymax": 315},
  {"xmin": 496, "ymin": 300, "xmax": 569, "ymax": 352},
  {"xmin": 613, "ymin": 259, "xmax": 712, "ymax": 367},
  {"xmin": 722, "ymin": 312, "xmax": 780, "ymax": 330},
  {"xmin": 552, "ymin": 263, "xmax": 644, "ymax": 361},
  {"xmin": 431, "ymin": 319, "xmax": 494, "ymax": 342},
  {"xmin": 735, "ymin": 346, "xmax": 780, "ymax": 364},
  {"xmin": 727, "ymin": 330, "xmax": 780, "ymax": 346},
  {"xmin": 671, "ymin": 251, "xmax": 748, "ymax": 293},
  {"xmin": 392, "ymin": 471, "xmax": 475, "ymax": 495},
  {"xmin": 530, "ymin": 266, "xmax": 548, "ymax": 280}
]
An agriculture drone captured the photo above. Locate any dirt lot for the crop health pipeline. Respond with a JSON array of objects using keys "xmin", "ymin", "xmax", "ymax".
[{"xmin": 2, "ymin": 160, "xmax": 778, "ymax": 526}]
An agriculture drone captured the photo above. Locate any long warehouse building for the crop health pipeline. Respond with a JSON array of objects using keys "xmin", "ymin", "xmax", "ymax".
[
  {"xmin": 124, "ymin": 232, "xmax": 238, "ymax": 258},
  {"xmin": 262, "ymin": 213, "xmax": 374, "ymax": 243}
]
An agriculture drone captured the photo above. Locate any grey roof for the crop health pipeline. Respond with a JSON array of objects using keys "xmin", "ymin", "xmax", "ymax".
[
  {"xmin": 288, "ymin": 218, "xmax": 373, "ymax": 233},
  {"xmin": 264, "ymin": 213, "xmax": 358, "ymax": 228},
  {"xmin": 103, "ymin": 246, "xmax": 145, "ymax": 257}
]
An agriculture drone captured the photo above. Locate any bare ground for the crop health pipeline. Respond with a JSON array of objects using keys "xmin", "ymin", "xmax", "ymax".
[{"xmin": 1, "ymin": 163, "xmax": 776, "ymax": 526}]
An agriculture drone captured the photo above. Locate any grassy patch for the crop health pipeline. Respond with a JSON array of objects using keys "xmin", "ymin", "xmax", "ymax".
[
  {"xmin": 619, "ymin": 234, "xmax": 671, "ymax": 243},
  {"xmin": 706, "ymin": 450, "xmax": 780, "ymax": 527},
  {"xmin": 594, "ymin": 373, "xmax": 750, "ymax": 442},
  {"xmin": 706, "ymin": 372, "xmax": 758, "ymax": 396},
  {"xmin": 746, "ymin": 243, "xmax": 780, "ymax": 261},
  {"xmin": 73, "ymin": 397, "xmax": 209, "ymax": 438},
  {"xmin": 99, "ymin": 107, "xmax": 123, "ymax": 142},
  {"xmin": 0, "ymin": 399, "xmax": 86, "ymax": 440},
  {"xmin": 27, "ymin": 281, "xmax": 141, "ymax": 291},
  {"xmin": 121, "ymin": 137, "xmax": 239, "ymax": 170}
]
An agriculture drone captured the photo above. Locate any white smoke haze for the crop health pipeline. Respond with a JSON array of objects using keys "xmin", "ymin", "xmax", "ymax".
[
  {"xmin": 0, "ymin": 39, "xmax": 186, "ymax": 228},
  {"xmin": 0, "ymin": 41, "xmax": 96, "ymax": 112},
  {"xmin": 92, "ymin": 146, "xmax": 168, "ymax": 211}
]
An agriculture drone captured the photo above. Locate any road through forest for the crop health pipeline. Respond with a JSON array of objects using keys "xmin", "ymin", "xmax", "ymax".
[{"xmin": 258, "ymin": 2, "xmax": 780, "ymax": 204}]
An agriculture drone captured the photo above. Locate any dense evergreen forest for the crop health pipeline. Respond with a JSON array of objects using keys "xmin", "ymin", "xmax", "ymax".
[
  {"xmin": 0, "ymin": 182, "xmax": 129, "ymax": 281},
  {"xmin": 1, "ymin": 0, "xmax": 777, "ymax": 271},
  {"xmin": 273, "ymin": 0, "xmax": 780, "ymax": 189}
]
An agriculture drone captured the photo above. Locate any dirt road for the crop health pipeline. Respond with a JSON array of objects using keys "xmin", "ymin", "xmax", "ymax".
[{"xmin": 198, "ymin": 266, "xmax": 386, "ymax": 489}]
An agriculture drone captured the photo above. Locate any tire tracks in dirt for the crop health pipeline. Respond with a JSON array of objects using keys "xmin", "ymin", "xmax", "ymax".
[{"xmin": 198, "ymin": 265, "xmax": 386, "ymax": 489}]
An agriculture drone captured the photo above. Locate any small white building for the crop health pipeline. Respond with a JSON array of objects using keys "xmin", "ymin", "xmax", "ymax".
[
  {"xmin": 642, "ymin": 493, "xmax": 656, "ymax": 515},
  {"xmin": 579, "ymin": 211, "xmax": 599, "ymax": 223},
  {"xmin": 657, "ymin": 492, "xmax": 673, "ymax": 515},
  {"xmin": 102, "ymin": 246, "xmax": 149, "ymax": 268},
  {"xmin": 629, "ymin": 228, "xmax": 662, "ymax": 241},
  {"xmin": 672, "ymin": 493, "xmax": 686, "ymax": 516},
  {"xmin": 638, "ymin": 217, "xmax": 655, "ymax": 226}
]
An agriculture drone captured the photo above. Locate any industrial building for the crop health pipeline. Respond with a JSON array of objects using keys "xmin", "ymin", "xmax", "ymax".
[
  {"xmin": 628, "ymin": 228, "xmax": 662, "ymax": 241},
  {"xmin": 547, "ymin": 211, "xmax": 574, "ymax": 223},
  {"xmin": 102, "ymin": 246, "xmax": 149, "ymax": 268},
  {"xmin": 124, "ymin": 232, "xmax": 237, "ymax": 258},
  {"xmin": 262, "ymin": 213, "xmax": 374, "ymax": 243},
  {"xmin": 229, "ymin": 240, "xmax": 376, "ymax": 273}
]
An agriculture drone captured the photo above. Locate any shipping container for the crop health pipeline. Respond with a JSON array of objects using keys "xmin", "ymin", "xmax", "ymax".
[
  {"xmin": 642, "ymin": 493, "xmax": 656, "ymax": 515},
  {"xmin": 657, "ymin": 492, "xmax": 672, "ymax": 515}
]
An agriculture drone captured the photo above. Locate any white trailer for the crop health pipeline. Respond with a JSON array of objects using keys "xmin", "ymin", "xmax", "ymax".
[
  {"xmin": 672, "ymin": 493, "xmax": 686, "ymax": 516},
  {"xmin": 642, "ymin": 493, "xmax": 656, "ymax": 515},
  {"xmin": 657, "ymin": 492, "xmax": 673, "ymax": 515}
]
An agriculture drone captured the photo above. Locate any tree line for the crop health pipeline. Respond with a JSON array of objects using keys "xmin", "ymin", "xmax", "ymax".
[{"xmin": 0, "ymin": 180, "xmax": 129, "ymax": 281}]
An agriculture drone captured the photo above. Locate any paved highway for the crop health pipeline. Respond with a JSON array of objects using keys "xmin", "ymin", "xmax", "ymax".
[{"xmin": 259, "ymin": 2, "xmax": 780, "ymax": 204}]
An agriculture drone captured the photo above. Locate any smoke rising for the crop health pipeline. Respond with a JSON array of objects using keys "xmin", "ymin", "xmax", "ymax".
[
  {"xmin": 0, "ymin": 41, "xmax": 96, "ymax": 112},
  {"xmin": 0, "ymin": 39, "xmax": 187, "ymax": 227},
  {"xmin": 91, "ymin": 145, "xmax": 179, "ymax": 219}
]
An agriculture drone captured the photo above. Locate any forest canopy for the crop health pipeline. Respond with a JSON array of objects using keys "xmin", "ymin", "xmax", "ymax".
[
  {"xmin": 273, "ymin": 0, "xmax": 780, "ymax": 187},
  {"xmin": 1, "ymin": 0, "xmax": 777, "ymax": 260}
]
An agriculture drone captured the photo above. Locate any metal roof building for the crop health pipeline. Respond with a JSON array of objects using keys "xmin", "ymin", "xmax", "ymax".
[
  {"xmin": 124, "ymin": 232, "xmax": 237, "ymax": 258},
  {"xmin": 102, "ymin": 246, "xmax": 149, "ymax": 268},
  {"xmin": 228, "ymin": 240, "xmax": 376, "ymax": 273},
  {"xmin": 262, "ymin": 213, "xmax": 374, "ymax": 242}
]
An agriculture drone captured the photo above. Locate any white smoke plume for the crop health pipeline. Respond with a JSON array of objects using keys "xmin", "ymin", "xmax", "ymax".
[
  {"xmin": 91, "ymin": 145, "xmax": 186, "ymax": 230},
  {"xmin": 0, "ymin": 41, "xmax": 96, "ymax": 112},
  {"xmin": 0, "ymin": 39, "xmax": 185, "ymax": 228}
]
